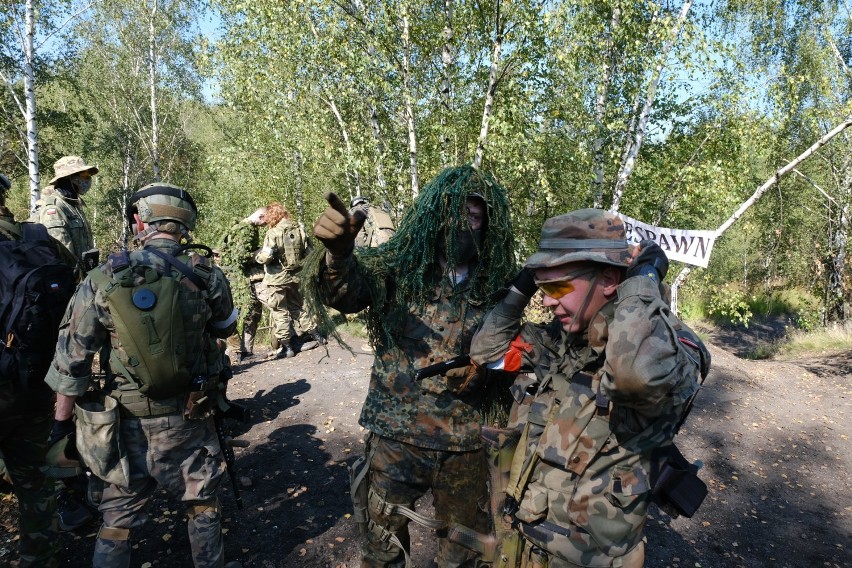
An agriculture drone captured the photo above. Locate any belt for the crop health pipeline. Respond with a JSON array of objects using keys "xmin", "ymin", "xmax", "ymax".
[{"xmin": 111, "ymin": 390, "xmax": 184, "ymax": 418}]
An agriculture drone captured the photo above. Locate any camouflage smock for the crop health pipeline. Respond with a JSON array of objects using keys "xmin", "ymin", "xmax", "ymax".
[
  {"xmin": 29, "ymin": 187, "xmax": 94, "ymax": 268},
  {"xmin": 45, "ymin": 239, "xmax": 237, "ymax": 398},
  {"xmin": 319, "ymin": 253, "xmax": 487, "ymax": 452},
  {"xmin": 256, "ymin": 218, "xmax": 305, "ymax": 286},
  {"xmin": 220, "ymin": 219, "xmax": 264, "ymax": 282},
  {"xmin": 470, "ymin": 276, "xmax": 706, "ymax": 566}
]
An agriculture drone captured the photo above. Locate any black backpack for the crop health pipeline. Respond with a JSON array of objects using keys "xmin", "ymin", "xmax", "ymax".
[{"xmin": 0, "ymin": 223, "xmax": 76, "ymax": 389}]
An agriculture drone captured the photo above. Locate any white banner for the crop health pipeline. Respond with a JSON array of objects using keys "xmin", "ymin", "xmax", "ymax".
[{"xmin": 614, "ymin": 213, "xmax": 717, "ymax": 268}]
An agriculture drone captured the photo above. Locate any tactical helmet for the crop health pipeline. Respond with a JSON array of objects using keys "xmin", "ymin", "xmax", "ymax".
[
  {"xmin": 49, "ymin": 155, "xmax": 98, "ymax": 185},
  {"xmin": 126, "ymin": 183, "xmax": 197, "ymax": 232},
  {"xmin": 525, "ymin": 208, "xmax": 633, "ymax": 269},
  {"xmin": 351, "ymin": 195, "xmax": 368, "ymax": 208}
]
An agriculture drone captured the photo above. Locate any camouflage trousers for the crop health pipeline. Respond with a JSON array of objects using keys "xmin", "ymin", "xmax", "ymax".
[
  {"xmin": 361, "ymin": 433, "xmax": 490, "ymax": 568},
  {"xmin": 0, "ymin": 386, "xmax": 59, "ymax": 568},
  {"xmin": 92, "ymin": 414, "xmax": 225, "ymax": 568},
  {"xmin": 226, "ymin": 280, "xmax": 265, "ymax": 355},
  {"xmin": 258, "ymin": 281, "xmax": 314, "ymax": 345},
  {"xmin": 515, "ymin": 537, "xmax": 644, "ymax": 568}
]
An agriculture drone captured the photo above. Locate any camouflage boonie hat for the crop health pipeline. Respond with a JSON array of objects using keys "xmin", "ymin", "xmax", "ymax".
[
  {"xmin": 49, "ymin": 155, "xmax": 99, "ymax": 185},
  {"xmin": 525, "ymin": 208, "xmax": 633, "ymax": 269}
]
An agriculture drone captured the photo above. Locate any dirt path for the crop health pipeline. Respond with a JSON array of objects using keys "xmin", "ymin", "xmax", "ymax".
[{"xmin": 1, "ymin": 332, "xmax": 849, "ymax": 567}]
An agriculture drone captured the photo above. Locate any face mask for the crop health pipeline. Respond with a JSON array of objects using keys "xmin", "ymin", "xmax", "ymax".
[
  {"xmin": 73, "ymin": 176, "xmax": 92, "ymax": 195},
  {"xmin": 453, "ymin": 228, "xmax": 483, "ymax": 265}
]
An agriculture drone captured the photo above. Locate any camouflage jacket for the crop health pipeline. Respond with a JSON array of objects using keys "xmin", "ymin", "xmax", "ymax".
[
  {"xmin": 319, "ymin": 253, "xmax": 487, "ymax": 452},
  {"xmin": 45, "ymin": 239, "xmax": 238, "ymax": 399},
  {"xmin": 256, "ymin": 219, "xmax": 305, "ymax": 285},
  {"xmin": 470, "ymin": 276, "xmax": 707, "ymax": 563},
  {"xmin": 29, "ymin": 187, "xmax": 94, "ymax": 268},
  {"xmin": 220, "ymin": 219, "xmax": 264, "ymax": 282}
]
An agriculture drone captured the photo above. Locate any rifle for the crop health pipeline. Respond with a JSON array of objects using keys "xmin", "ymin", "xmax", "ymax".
[
  {"xmin": 414, "ymin": 355, "xmax": 471, "ymax": 381},
  {"xmin": 212, "ymin": 368, "xmax": 251, "ymax": 510}
]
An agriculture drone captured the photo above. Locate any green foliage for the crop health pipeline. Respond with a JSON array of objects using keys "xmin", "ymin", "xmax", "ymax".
[{"xmin": 707, "ymin": 284, "xmax": 753, "ymax": 327}]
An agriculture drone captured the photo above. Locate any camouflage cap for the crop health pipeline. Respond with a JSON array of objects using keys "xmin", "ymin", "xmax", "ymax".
[
  {"xmin": 525, "ymin": 208, "xmax": 633, "ymax": 269},
  {"xmin": 351, "ymin": 195, "xmax": 368, "ymax": 208},
  {"xmin": 49, "ymin": 155, "xmax": 99, "ymax": 185}
]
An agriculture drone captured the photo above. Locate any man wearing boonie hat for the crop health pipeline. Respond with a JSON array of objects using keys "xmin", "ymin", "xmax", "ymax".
[
  {"xmin": 470, "ymin": 209, "xmax": 710, "ymax": 568},
  {"xmin": 29, "ymin": 156, "xmax": 99, "ymax": 275}
]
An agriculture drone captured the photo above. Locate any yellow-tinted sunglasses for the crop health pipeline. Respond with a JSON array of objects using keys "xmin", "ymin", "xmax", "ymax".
[{"xmin": 534, "ymin": 268, "xmax": 597, "ymax": 299}]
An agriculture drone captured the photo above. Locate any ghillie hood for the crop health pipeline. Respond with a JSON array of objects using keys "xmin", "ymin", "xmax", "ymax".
[{"xmin": 302, "ymin": 164, "xmax": 516, "ymax": 348}]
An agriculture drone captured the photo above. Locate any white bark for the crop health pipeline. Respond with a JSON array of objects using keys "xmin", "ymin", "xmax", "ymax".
[
  {"xmin": 294, "ymin": 150, "xmax": 305, "ymax": 225},
  {"xmin": 611, "ymin": 0, "xmax": 693, "ymax": 212},
  {"xmin": 401, "ymin": 10, "xmax": 419, "ymax": 197},
  {"xmin": 148, "ymin": 0, "xmax": 161, "ymax": 181},
  {"xmin": 351, "ymin": 0, "xmax": 387, "ymax": 195},
  {"xmin": 440, "ymin": 0, "xmax": 454, "ymax": 167},
  {"xmin": 24, "ymin": 0, "xmax": 40, "ymax": 210},
  {"xmin": 324, "ymin": 94, "xmax": 361, "ymax": 199},
  {"xmin": 670, "ymin": 116, "xmax": 852, "ymax": 315},
  {"xmin": 474, "ymin": 0, "xmax": 504, "ymax": 170},
  {"xmin": 591, "ymin": 4, "xmax": 620, "ymax": 208}
]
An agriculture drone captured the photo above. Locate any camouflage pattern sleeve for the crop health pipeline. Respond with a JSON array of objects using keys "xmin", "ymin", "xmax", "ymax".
[
  {"xmin": 470, "ymin": 290, "xmax": 537, "ymax": 372},
  {"xmin": 30, "ymin": 201, "xmax": 74, "ymax": 258},
  {"xmin": 254, "ymin": 227, "xmax": 279, "ymax": 265},
  {"xmin": 44, "ymin": 276, "xmax": 109, "ymax": 397},
  {"xmin": 317, "ymin": 252, "xmax": 375, "ymax": 314},
  {"xmin": 205, "ymin": 264, "xmax": 238, "ymax": 339},
  {"xmin": 600, "ymin": 275, "xmax": 700, "ymax": 415}
]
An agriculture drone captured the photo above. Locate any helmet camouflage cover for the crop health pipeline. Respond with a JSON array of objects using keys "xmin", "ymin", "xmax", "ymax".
[
  {"xmin": 126, "ymin": 183, "xmax": 198, "ymax": 232},
  {"xmin": 525, "ymin": 208, "xmax": 633, "ymax": 269}
]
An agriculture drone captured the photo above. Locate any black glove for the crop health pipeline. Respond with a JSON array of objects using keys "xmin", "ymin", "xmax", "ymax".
[
  {"xmin": 626, "ymin": 240, "xmax": 669, "ymax": 282},
  {"xmin": 48, "ymin": 418, "xmax": 75, "ymax": 447},
  {"xmin": 509, "ymin": 267, "xmax": 537, "ymax": 298}
]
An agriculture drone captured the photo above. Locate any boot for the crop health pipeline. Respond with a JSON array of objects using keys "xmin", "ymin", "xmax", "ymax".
[{"xmin": 274, "ymin": 344, "xmax": 295, "ymax": 359}]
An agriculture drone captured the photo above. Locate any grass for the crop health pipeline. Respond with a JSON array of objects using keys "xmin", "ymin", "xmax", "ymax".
[{"xmin": 776, "ymin": 325, "xmax": 852, "ymax": 358}]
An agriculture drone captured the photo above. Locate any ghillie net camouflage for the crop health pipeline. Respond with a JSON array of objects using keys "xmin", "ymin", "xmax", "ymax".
[{"xmin": 303, "ymin": 164, "xmax": 516, "ymax": 348}]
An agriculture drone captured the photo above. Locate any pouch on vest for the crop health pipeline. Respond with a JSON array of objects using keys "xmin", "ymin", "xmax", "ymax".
[{"xmin": 91, "ymin": 258, "xmax": 195, "ymax": 400}]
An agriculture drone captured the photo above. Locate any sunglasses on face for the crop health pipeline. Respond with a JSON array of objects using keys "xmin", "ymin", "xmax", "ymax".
[{"xmin": 534, "ymin": 268, "xmax": 598, "ymax": 299}]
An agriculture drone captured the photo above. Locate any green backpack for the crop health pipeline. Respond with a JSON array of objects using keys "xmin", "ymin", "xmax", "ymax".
[{"xmin": 89, "ymin": 248, "xmax": 213, "ymax": 400}]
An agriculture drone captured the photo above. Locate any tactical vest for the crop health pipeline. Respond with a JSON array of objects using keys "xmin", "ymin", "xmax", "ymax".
[
  {"xmin": 89, "ymin": 249, "xmax": 214, "ymax": 401},
  {"xmin": 281, "ymin": 224, "xmax": 306, "ymax": 268}
]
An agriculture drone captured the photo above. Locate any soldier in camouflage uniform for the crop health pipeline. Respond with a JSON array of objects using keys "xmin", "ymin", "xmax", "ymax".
[
  {"xmin": 469, "ymin": 209, "xmax": 710, "ymax": 568},
  {"xmin": 44, "ymin": 184, "xmax": 238, "ymax": 567},
  {"xmin": 351, "ymin": 195, "xmax": 396, "ymax": 248},
  {"xmin": 255, "ymin": 202, "xmax": 320, "ymax": 358},
  {"xmin": 220, "ymin": 207, "xmax": 267, "ymax": 360},
  {"xmin": 308, "ymin": 165, "xmax": 516, "ymax": 567},
  {"xmin": 0, "ymin": 173, "xmax": 62, "ymax": 567},
  {"xmin": 29, "ymin": 155, "xmax": 99, "ymax": 276}
]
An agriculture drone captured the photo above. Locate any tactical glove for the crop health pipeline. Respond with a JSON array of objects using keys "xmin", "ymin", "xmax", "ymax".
[
  {"xmin": 509, "ymin": 267, "xmax": 537, "ymax": 298},
  {"xmin": 627, "ymin": 239, "xmax": 669, "ymax": 282},
  {"xmin": 313, "ymin": 192, "xmax": 367, "ymax": 259},
  {"xmin": 48, "ymin": 418, "xmax": 75, "ymax": 447}
]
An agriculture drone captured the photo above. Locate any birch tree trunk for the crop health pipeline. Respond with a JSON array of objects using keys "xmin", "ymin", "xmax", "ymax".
[
  {"xmin": 401, "ymin": 9, "xmax": 419, "ymax": 197},
  {"xmin": 324, "ymin": 94, "xmax": 361, "ymax": 200},
  {"xmin": 350, "ymin": 0, "xmax": 387, "ymax": 196},
  {"xmin": 473, "ymin": 0, "xmax": 503, "ymax": 170},
  {"xmin": 610, "ymin": 0, "xmax": 692, "ymax": 212},
  {"xmin": 148, "ymin": 0, "xmax": 162, "ymax": 181},
  {"xmin": 440, "ymin": 0, "xmax": 454, "ymax": 168},
  {"xmin": 670, "ymin": 116, "xmax": 852, "ymax": 315},
  {"xmin": 24, "ymin": 0, "xmax": 40, "ymax": 210},
  {"xmin": 591, "ymin": 4, "xmax": 620, "ymax": 208},
  {"xmin": 294, "ymin": 150, "xmax": 305, "ymax": 227}
]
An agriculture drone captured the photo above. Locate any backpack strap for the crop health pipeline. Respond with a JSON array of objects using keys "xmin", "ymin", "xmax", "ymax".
[
  {"xmin": 20, "ymin": 222, "xmax": 48, "ymax": 242},
  {"xmin": 146, "ymin": 247, "xmax": 208, "ymax": 291}
]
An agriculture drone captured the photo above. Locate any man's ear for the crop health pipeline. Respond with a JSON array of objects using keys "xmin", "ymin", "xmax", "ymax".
[
  {"xmin": 600, "ymin": 266, "xmax": 622, "ymax": 297},
  {"xmin": 134, "ymin": 213, "xmax": 145, "ymax": 234}
]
